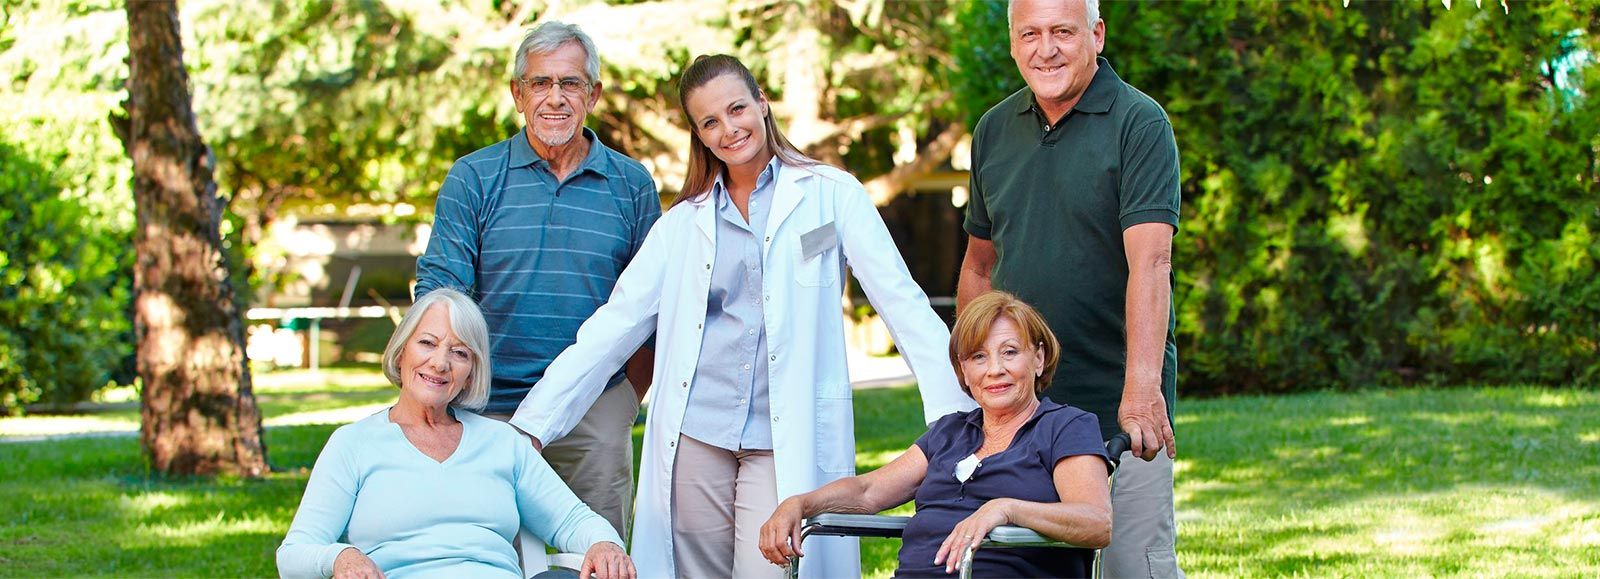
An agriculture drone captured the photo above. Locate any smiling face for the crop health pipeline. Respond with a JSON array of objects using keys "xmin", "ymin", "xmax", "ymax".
[
  {"xmin": 959, "ymin": 316, "xmax": 1046, "ymax": 414},
  {"xmin": 511, "ymin": 41, "xmax": 600, "ymax": 151},
  {"xmin": 396, "ymin": 303, "xmax": 474, "ymax": 411},
  {"xmin": 684, "ymin": 73, "xmax": 773, "ymax": 176},
  {"xmin": 1009, "ymin": 0, "xmax": 1105, "ymax": 119}
]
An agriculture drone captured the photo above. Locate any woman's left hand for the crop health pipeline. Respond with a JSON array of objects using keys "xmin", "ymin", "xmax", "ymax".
[
  {"xmin": 933, "ymin": 498, "xmax": 1013, "ymax": 574},
  {"xmin": 579, "ymin": 541, "xmax": 634, "ymax": 579}
]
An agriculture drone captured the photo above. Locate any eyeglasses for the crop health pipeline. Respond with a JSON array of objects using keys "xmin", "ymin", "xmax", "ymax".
[{"xmin": 517, "ymin": 76, "xmax": 591, "ymax": 97}]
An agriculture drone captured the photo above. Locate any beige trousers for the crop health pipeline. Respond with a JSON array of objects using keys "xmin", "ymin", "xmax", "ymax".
[
  {"xmin": 487, "ymin": 380, "xmax": 639, "ymax": 540},
  {"xmin": 670, "ymin": 434, "xmax": 783, "ymax": 579},
  {"xmin": 1102, "ymin": 450, "xmax": 1185, "ymax": 578}
]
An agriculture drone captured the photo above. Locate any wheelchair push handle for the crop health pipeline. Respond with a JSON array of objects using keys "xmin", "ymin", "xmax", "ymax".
[{"xmin": 1105, "ymin": 432, "xmax": 1131, "ymax": 466}]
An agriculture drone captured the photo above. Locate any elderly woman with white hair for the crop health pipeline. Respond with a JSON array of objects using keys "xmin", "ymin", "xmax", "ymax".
[{"xmin": 277, "ymin": 288, "xmax": 634, "ymax": 579}]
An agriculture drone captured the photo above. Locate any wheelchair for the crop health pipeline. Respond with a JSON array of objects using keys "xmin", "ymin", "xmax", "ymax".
[{"xmin": 787, "ymin": 432, "xmax": 1132, "ymax": 579}]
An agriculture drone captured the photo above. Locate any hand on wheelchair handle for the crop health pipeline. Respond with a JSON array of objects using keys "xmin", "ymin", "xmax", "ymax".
[{"xmin": 759, "ymin": 497, "xmax": 808, "ymax": 566}]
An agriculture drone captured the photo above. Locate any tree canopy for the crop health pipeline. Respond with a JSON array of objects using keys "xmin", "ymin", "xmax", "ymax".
[{"xmin": 954, "ymin": 0, "xmax": 1599, "ymax": 393}]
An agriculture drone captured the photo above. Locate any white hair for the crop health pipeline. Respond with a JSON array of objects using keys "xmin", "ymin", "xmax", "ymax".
[
  {"xmin": 513, "ymin": 20, "xmax": 601, "ymax": 82},
  {"xmin": 384, "ymin": 287, "xmax": 492, "ymax": 411},
  {"xmin": 1008, "ymin": 0, "xmax": 1101, "ymax": 30}
]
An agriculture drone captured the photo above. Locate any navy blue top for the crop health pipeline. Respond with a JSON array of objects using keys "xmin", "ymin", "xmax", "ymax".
[
  {"xmin": 416, "ymin": 129, "xmax": 661, "ymax": 414},
  {"xmin": 896, "ymin": 398, "xmax": 1110, "ymax": 578}
]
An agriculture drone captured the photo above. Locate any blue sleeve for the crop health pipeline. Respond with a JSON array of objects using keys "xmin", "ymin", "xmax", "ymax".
[
  {"xmin": 277, "ymin": 427, "xmax": 362, "ymax": 579},
  {"xmin": 1046, "ymin": 411, "xmax": 1113, "ymax": 475},
  {"xmin": 416, "ymin": 159, "xmax": 486, "ymax": 298},
  {"xmin": 629, "ymin": 179, "xmax": 662, "ymax": 261},
  {"xmin": 513, "ymin": 434, "xmax": 624, "ymax": 552},
  {"xmin": 630, "ymin": 179, "xmax": 662, "ymax": 351}
]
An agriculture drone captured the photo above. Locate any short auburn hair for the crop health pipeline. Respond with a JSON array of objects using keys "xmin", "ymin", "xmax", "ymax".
[{"xmin": 949, "ymin": 291, "xmax": 1061, "ymax": 396}]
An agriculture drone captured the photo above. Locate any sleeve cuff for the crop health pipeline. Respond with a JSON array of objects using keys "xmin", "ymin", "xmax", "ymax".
[
  {"xmin": 320, "ymin": 543, "xmax": 357, "ymax": 578},
  {"xmin": 962, "ymin": 218, "xmax": 992, "ymax": 240},
  {"xmin": 1118, "ymin": 207, "xmax": 1179, "ymax": 232}
]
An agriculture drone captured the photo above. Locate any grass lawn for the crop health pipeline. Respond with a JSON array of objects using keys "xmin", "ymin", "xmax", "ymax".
[{"xmin": 1, "ymin": 370, "xmax": 1597, "ymax": 577}]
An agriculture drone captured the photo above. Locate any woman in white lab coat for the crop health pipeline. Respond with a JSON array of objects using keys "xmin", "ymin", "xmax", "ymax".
[{"xmin": 511, "ymin": 54, "xmax": 973, "ymax": 579}]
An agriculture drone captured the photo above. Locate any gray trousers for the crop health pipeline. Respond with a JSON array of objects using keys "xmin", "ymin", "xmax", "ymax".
[
  {"xmin": 670, "ymin": 434, "xmax": 782, "ymax": 579},
  {"xmin": 1102, "ymin": 450, "xmax": 1185, "ymax": 578},
  {"xmin": 488, "ymin": 380, "xmax": 639, "ymax": 541}
]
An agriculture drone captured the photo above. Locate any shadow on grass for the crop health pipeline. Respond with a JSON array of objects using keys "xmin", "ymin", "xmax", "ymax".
[
  {"xmin": 1175, "ymin": 386, "xmax": 1600, "ymax": 576},
  {"xmin": 0, "ymin": 425, "xmax": 337, "ymax": 577}
]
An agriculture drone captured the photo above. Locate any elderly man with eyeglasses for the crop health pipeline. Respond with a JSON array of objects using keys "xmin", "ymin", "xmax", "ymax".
[{"xmin": 416, "ymin": 20, "xmax": 660, "ymax": 541}]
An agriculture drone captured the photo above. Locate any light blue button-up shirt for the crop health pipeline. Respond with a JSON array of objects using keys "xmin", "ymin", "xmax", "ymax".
[{"xmin": 681, "ymin": 158, "xmax": 781, "ymax": 451}]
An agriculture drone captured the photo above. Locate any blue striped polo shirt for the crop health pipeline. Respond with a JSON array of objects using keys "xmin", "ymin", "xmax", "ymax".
[{"xmin": 415, "ymin": 128, "xmax": 661, "ymax": 414}]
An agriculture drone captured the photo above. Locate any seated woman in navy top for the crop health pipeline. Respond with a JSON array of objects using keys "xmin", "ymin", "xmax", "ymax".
[{"xmin": 758, "ymin": 291, "xmax": 1112, "ymax": 577}]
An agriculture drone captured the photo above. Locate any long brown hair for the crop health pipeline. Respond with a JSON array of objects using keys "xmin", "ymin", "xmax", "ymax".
[{"xmin": 672, "ymin": 54, "xmax": 817, "ymax": 207}]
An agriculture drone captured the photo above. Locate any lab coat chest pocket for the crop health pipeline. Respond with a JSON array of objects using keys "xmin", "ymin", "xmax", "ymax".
[{"xmin": 794, "ymin": 222, "xmax": 839, "ymax": 288}]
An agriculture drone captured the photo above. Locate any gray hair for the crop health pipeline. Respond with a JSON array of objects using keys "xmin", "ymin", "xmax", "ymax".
[
  {"xmin": 384, "ymin": 288, "xmax": 492, "ymax": 411},
  {"xmin": 1008, "ymin": 0, "xmax": 1101, "ymax": 30},
  {"xmin": 512, "ymin": 21, "xmax": 600, "ymax": 82}
]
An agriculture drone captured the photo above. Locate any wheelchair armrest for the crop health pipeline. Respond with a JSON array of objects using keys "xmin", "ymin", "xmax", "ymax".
[
  {"xmin": 801, "ymin": 513, "xmax": 911, "ymax": 539},
  {"xmin": 984, "ymin": 525, "xmax": 1070, "ymax": 547}
]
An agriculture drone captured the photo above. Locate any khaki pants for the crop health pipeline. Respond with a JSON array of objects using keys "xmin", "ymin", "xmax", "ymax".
[
  {"xmin": 670, "ymin": 434, "xmax": 783, "ymax": 579},
  {"xmin": 1102, "ymin": 450, "xmax": 1185, "ymax": 579},
  {"xmin": 487, "ymin": 380, "xmax": 639, "ymax": 540}
]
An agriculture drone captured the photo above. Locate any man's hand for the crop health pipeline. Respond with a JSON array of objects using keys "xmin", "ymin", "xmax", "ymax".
[
  {"xmin": 1119, "ymin": 386, "xmax": 1175, "ymax": 461},
  {"xmin": 530, "ymin": 435, "xmax": 545, "ymax": 453},
  {"xmin": 579, "ymin": 541, "xmax": 635, "ymax": 579},
  {"xmin": 332, "ymin": 547, "xmax": 384, "ymax": 579}
]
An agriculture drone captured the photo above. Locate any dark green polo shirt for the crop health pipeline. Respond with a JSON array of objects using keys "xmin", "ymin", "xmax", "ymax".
[{"xmin": 965, "ymin": 57, "xmax": 1181, "ymax": 440}]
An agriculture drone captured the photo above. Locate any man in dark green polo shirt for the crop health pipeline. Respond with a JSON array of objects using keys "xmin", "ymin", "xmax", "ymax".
[{"xmin": 956, "ymin": 0, "xmax": 1184, "ymax": 576}]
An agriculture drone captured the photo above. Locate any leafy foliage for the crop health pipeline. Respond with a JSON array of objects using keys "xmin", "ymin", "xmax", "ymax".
[
  {"xmin": 953, "ymin": 1, "xmax": 1600, "ymax": 393},
  {"xmin": 0, "ymin": 137, "xmax": 131, "ymax": 414}
]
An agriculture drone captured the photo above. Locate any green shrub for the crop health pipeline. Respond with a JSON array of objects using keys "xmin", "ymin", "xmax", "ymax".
[
  {"xmin": 0, "ymin": 138, "xmax": 131, "ymax": 414},
  {"xmin": 953, "ymin": 1, "xmax": 1600, "ymax": 394}
]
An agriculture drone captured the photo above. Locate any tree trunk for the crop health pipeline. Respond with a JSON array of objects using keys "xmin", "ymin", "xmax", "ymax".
[{"xmin": 121, "ymin": 0, "xmax": 267, "ymax": 477}]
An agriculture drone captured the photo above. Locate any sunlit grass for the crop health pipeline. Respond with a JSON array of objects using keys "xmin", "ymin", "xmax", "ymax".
[
  {"xmin": 1, "ymin": 378, "xmax": 1596, "ymax": 577},
  {"xmin": 849, "ymin": 386, "xmax": 1600, "ymax": 578}
]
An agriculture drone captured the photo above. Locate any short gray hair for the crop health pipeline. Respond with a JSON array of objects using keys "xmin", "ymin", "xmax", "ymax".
[
  {"xmin": 512, "ymin": 21, "xmax": 600, "ymax": 82},
  {"xmin": 384, "ymin": 287, "xmax": 491, "ymax": 411},
  {"xmin": 1008, "ymin": 0, "xmax": 1101, "ymax": 30}
]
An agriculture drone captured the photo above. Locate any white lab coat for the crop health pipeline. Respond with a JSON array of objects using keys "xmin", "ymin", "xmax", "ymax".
[{"xmin": 511, "ymin": 163, "xmax": 975, "ymax": 579}]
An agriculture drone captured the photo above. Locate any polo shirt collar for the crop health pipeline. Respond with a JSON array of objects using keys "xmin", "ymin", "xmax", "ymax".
[
  {"xmin": 1014, "ymin": 56, "xmax": 1120, "ymax": 118},
  {"xmin": 962, "ymin": 396, "xmax": 1069, "ymax": 428},
  {"xmin": 508, "ymin": 127, "xmax": 610, "ymax": 177}
]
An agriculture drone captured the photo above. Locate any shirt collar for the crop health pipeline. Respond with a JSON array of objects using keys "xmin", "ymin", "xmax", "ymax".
[
  {"xmin": 711, "ymin": 155, "xmax": 783, "ymax": 209},
  {"xmin": 1014, "ymin": 56, "xmax": 1120, "ymax": 118},
  {"xmin": 962, "ymin": 396, "xmax": 1066, "ymax": 428},
  {"xmin": 509, "ymin": 127, "xmax": 609, "ymax": 176}
]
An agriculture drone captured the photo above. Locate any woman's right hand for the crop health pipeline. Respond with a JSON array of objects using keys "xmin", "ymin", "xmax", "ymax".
[
  {"xmin": 332, "ymin": 547, "xmax": 384, "ymax": 579},
  {"xmin": 758, "ymin": 497, "xmax": 807, "ymax": 566},
  {"xmin": 579, "ymin": 541, "xmax": 635, "ymax": 579}
]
